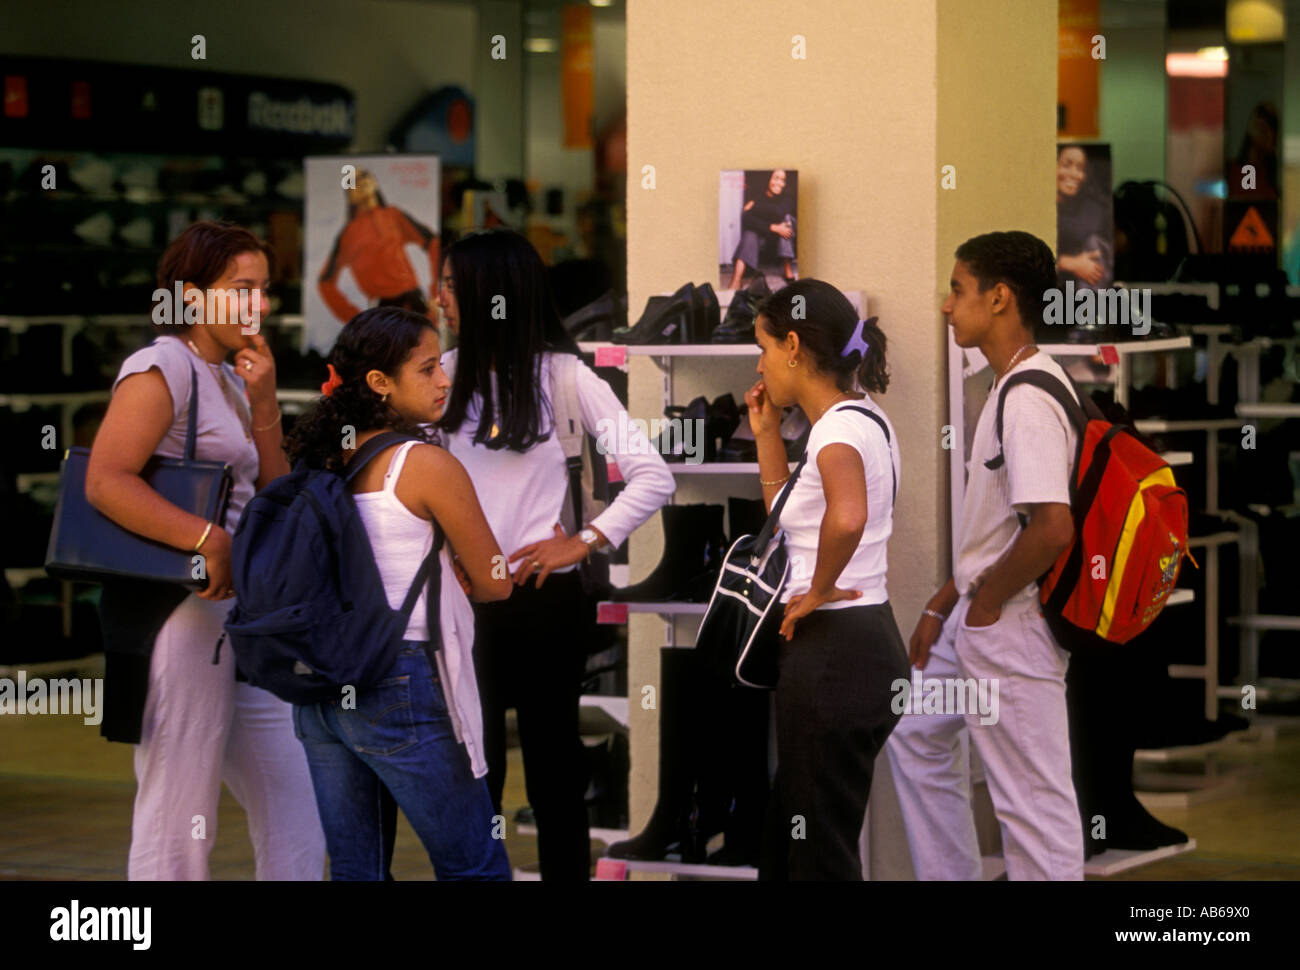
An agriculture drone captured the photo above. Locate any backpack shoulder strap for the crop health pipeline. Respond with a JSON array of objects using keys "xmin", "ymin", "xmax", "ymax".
[
  {"xmin": 984, "ymin": 369, "xmax": 1091, "ymax": 471},
  {"xmin": 343, "ymin": 431, "xmax": 420, "ymax": 484},
  {"xmin": 838, "ymin": 404, "xmax": 897, "ymax": 504}
]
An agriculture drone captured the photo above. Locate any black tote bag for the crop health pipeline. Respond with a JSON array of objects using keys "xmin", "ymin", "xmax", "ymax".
[
  {"xmin": 694, "ymin": 455, "xmax": 806, "ymax": 689},
  {"xmin": 45, "ymin": 364, "xmax": 234, "ymax": 590}
]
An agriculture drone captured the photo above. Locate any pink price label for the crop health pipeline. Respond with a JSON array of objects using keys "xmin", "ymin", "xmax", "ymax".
[
  {"xmin": 597, "ymin": 602, "xmax": 628, "ymax": 625},
  {"xmin": 594, "ymin": 346, "xmax": 627, "ymax": 368},
  {"xmin": 1100, "ymin": 345, "xmax": 1119, "ymax": 365},
  {"xmin": 594, "ymin": 858, "xmax": 627, "ymax": 881}
]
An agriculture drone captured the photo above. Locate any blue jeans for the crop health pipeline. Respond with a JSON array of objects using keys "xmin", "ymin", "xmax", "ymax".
[{"xmin": 292, "ymin": 641, "xmax": 511, "ymax": 881}]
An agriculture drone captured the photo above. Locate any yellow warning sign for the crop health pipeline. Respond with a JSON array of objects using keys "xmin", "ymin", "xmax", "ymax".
[{"xmin": 1228, "ymin": 207, "xmax": 1275, "ymax": 252}]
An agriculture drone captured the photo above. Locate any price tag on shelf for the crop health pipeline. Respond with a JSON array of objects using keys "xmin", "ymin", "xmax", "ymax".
[
  {"xmin": 1100, "ymin": 345, "xmax": 1119, "ymax": 365},
  {"xmin": 597, "ymin": 602, "xmax": 628, "ymax": 625},
  {"xmin": 594, "ymin": 346, "xmax": 626, "ymax": 368}
]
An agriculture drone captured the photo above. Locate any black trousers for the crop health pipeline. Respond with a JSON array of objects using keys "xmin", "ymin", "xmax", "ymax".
[
  {"xmin": 760, "ymin": 602, "xmax": 909, "ymax": 881},
  {"xmin": 473, "ymin": 571, "xmax": 591, "ymax": 881}
]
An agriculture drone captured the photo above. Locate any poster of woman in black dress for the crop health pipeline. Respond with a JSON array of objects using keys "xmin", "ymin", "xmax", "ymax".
[
  {"xmin": 1056, "ymin": 143, "xmax": 1113, "ymax": 289},
  {"xmin": 719, "ymin": 169, "xmax": 798, "ymax": 291}
]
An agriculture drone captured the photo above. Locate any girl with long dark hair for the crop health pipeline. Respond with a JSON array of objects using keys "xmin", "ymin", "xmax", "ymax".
[
  {"xmin": 435, "ymin": 229, "xmax": 674, "ymax": 880},
  {"xmin": 284, "ymin": 306, "xmax": 514, "ymax": 880},
  {"xmin": 744, "ymin": 279, "xmax": 908, "ymax": 880}
]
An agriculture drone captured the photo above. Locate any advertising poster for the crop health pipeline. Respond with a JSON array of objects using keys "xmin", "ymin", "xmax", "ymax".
[
  {"xmin": 303, "ymin": 154, "xmax": 441, "ymax": 353},
  {"xmin": 718, "ymin": 168, "xmax": 798, "ymax": 292},
  {"xmin": 1056, "ymin": 142, "xmax": 1113, "ymax": 290}
]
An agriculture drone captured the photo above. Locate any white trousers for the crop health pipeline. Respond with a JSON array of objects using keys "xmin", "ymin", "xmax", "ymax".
[
  {"xmin": 886, "ymin": 594, "xmax": 1084, "ymax": 881},
  {"xmin": 128, "ymin": 594, "xmax": 325, "ymax": 880}
]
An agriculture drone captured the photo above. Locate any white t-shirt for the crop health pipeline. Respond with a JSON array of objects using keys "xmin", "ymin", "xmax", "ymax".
[
  {"xmin": 777, "ymin": 396, "xmax": 899, "ymax": 608},
  {"xmin": 440, "ymin": 349, "xmax": 675, "ymax": 565},
  {"xmin": 955, "ymin": 353, "xmax": 1079, "ymax": 602}
]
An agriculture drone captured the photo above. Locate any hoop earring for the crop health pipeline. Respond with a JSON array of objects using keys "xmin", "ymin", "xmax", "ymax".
[{"xmin": 787, "ymin": 358, "xmax": 798, "ymax": 368}]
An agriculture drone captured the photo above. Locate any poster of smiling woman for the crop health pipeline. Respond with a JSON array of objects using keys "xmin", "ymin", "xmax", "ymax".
[
  {"xmin": 303, "ymin": 154, "xmax": 441, "ymax": 352},
  {"xmin": 1055, "ymin": 142, "xmax": 1113, "ymax": 291},
  {"xmin": 719, "ymin": 168, "xmax": 799, "ymax": 292}
]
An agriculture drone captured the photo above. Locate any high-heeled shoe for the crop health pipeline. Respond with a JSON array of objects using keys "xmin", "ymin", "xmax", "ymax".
[
  {"xmin": 710, "ymin": 276, "xmax": 771, "ymax": 343},
  {"xmin": 691, "ymin": 282, "xmax": 720, "ymax": 343},
  {"xmin": 563, "ymin": 290, "xmax": 627, "ymax": 342},
  {"xmin": 612, "ymin": 283, "xmax": 694, "ymax": 344},
  {"xmin": 610, "ymin": 504, "xmax": 727, "ymax": 603}
]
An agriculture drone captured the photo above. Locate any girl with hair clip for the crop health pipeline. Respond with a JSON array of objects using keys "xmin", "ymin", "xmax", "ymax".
[
  {"xmin": 435, "ymin": 229, "xmax": 675, "ymax": 881},
  {"xmin": 744, "ymin": 279, "xmax": 909, "ymax": 881},
  {"xmin": 284, "ymin": 306, "xmax": 514, "ymax": 880}
]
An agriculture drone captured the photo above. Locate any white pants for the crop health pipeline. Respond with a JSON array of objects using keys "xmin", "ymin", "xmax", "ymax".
[
  {"xmin": 886, "ymin": 594, "xmax": 1084, "ymax": 881},
  {"xmin": 128, "ymin": 594, "xmax": 325, "ymax": 880}
]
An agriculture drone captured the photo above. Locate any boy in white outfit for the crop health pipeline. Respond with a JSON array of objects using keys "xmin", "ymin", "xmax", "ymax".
[{"xmin": 887, "ymin": 230, "xmax": 1085, "ymax": 880}]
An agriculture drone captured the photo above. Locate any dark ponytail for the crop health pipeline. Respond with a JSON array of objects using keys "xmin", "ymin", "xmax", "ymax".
[
  {"xmin": 756, "ymin": 279, "xmax": 890, "ymax": 394},
  {"xmin": 283, "ymin": 307, "xmax": 436, "ymax": 473}
]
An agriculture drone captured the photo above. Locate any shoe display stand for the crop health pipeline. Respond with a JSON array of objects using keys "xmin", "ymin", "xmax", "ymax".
[{"xmin": 582, "ymin": 289, "xmax": 863, "ymax": 879}]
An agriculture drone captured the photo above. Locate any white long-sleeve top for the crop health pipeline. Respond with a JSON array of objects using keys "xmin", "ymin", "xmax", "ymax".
[{"xmin": 440, "ymin": 349, "xmax": 675, "ymax": 562}]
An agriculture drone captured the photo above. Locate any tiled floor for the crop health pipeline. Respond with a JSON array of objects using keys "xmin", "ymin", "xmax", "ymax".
[{"xmin": 1, "ymin": 705, "xmax": 1297, "ymax": 880}]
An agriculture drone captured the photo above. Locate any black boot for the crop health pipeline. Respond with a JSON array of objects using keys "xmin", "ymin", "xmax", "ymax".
[
  {"xmin": 711, "ymin": 276, "xmax": 771, "ymax": 343},
  {"xmin": 607, "ymin": 649, "xmax": 707, "ymax": 862},
  {"xmin": 610, "ymin": 504, "xmax": 727, "ymax": 603},
  {"xmin": 613, "ymin": 283, "xmax": 694, "ymax": 345},
  {"xmin": 652, "ymin": 396, "xmax": 709, "ymax": 462},
  {"xmin": 564, "ymin": 290, "xmax": 627, "ymax": 342},
  {"xmin": 707, "ymin": 393, "xmax": 742, "ymax": 457},
  {"xmin": 691, "ymin": 282, "xmax": 721, "ymax": 342},
  {"xmin": 697, "ymin": 676, "xmax": 770, "ymax": 867}
]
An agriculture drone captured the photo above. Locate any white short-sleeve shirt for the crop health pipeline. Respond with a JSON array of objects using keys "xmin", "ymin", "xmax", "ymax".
[{"xmin": 777, "ymin": 396, "xmax": 900, "ymax": 607}]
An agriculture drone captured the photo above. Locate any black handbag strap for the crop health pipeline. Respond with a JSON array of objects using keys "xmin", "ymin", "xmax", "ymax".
[
  {"xmin": 838, "ymin": 404, "xmax": 897, "ymax": 504},
  {"xmin": 753, "ymin": 454, "xmax": 807, "ymax": 550},
  {"xmin": 183, "ymin": 366, "xmax": 199, "ymax": 460}
]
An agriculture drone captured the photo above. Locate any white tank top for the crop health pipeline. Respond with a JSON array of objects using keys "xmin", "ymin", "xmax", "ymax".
[{"xmin": 352, "ymin": 440, "xmax": 434, "ymax": 641}]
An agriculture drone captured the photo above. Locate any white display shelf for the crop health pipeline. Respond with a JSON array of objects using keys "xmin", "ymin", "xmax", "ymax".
[
  {"xmin": 669, "ymin": 461, "xmax": 797, "ymax": 475},
  {"xmin": 1160, "ymin": 451, "xmax": 1193, "ymax": 467},
  {"xmin": 1082, "ymin": 840, "xmax": 1198, "ymax": 877},
  {"xmin": 16, "ymin": 471, "xmax": 60, "ymax": 491},
  {"xmin": 4, "ymin": 568, "xmax": 49, "ymax": 588},
  {"xmin": 578, "ymin": 342, "xmax": 758, "ymax": 356},
  {"xmin": 1236, "ymin": 402, "xmax": 1300, "ymax": 419},
  {"xmin": 598, "ymin": 601, "xmax": 708, "ymax": 618},
  {"xmin": 1166, "ymin": 589, "xmax": 1195, "ymax": 606},
  {"xmin": 580, "ymin": 694, "xmax": 629, "ymax": 731},
  {"xmin": 612, "ymin": 859, "xmax": 757, "ymax": 881},
  {"xmin": 276, "ymin": 389, "xmax": 321, "ymax": 403},
  {"xmin": 1133, "ymin": 418, "xmax": 1241, "ymax": 433},
  {"xmin": 1038, "ymin": 336, "xmax": 1191, "ymax": 356}
]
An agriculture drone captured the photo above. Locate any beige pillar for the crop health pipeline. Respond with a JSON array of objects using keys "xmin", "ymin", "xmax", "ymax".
[{"xmin": 624, "ymin": 0, "xmax": 1056, "ymax": 877}]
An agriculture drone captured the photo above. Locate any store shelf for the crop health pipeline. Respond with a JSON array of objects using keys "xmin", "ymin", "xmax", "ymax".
[
  {"xmin": 612, "ymin": 859, "xmax": 758, "ymax": 880},
  {"xmin": 669, "ymin": 461, "xmax": 797, "ymax": 475},
  {"xmin": 276, "ymin": 389, "xmax": 321, "ymax": 403},
  {"xmin": 1133, "ymin": 418, "xmax": 1241, "ymax": 433},
  {"xmin": 1166, "ymin": 589, "xmax": 1195, "ymax": 606},
  {"xmin": 4, "ymin": 568, "xmax": 50, "ymax": 588},
  {"xmin": 1039, "ymin": 336, "xmax": 1191, "ymax": 356},
  {"xmin": 1081, "ymin": 840, "xmax": 1198, "ymax": 876},
  {"xmin": 578, "ymin": 342, "xmax": 759, "ymax": 357},
  {"xmin": 1188, "ymin": 531, "xmax": 1239, "ymax": 549},
  {"xmin": 596, "ymin": 601, "xmax": 707, "ymax": 623},
  {"xmin": 16, "ymin": 471, "xmax": 60, "ymax": 491},
  {"xmin": 580, "ymin": 694, "xmax": 629, "ymax": 731},
  {"xmin": 0, "ymin": 390, "xmax": 110, "ymax": 409},
  {"xmin": 1236, "ymin": 402, "xmax": 1300, "ymax": 419},
  {"xmin": 0, "ymin": 313, "xmax": 304, "ymax": 329},
  {"xmin": 1228, "ymin": 614, "xmax": 1300, "ymax": 632},
  {"xmin": 1160, "ymin": 451, "xmax": 1194, "ymax": 467}
]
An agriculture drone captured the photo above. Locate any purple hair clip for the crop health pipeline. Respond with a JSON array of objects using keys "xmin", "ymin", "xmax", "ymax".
[{"xmin": 842, "ymin": 316, "xmax": 875, "ymax": 359}]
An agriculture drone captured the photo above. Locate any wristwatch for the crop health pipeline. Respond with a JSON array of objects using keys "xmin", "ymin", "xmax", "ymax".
[{"xmin": 578, "ymin": 527, "xmax": 601, "ymax": 559}]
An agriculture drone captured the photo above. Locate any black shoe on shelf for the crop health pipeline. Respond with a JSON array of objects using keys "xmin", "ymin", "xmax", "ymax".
[
  {"xmin": 609, "ymin": 504, "xmax": 726, "ymax": 603},
  {"xmin": 691, "ymin": 282, "xmax": 721, "ymax": 343},
  {"xmin": 711, "ymin": 276, "xmax": 771, "ymax": 344},
  {"xmin": 612, "ymin": 283, "xmax": 694, "ymax": 345},
  {"xmin": 652, "ymin": 395, "xmax": 709, "ymax": 462},
  {"xmin": 564, "ymin": 290, "xmax": 627, "ymax": 343}
]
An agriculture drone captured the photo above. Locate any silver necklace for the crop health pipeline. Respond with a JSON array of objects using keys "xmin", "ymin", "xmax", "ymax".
[{"xmin": 996, "ymin": 343, "xmax": 1036, "ymax": 383}]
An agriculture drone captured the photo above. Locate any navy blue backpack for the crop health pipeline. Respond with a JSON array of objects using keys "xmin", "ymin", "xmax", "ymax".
[{"xmin": 224, "ymin": 431, "xmax": 442, "ymax": 705}]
